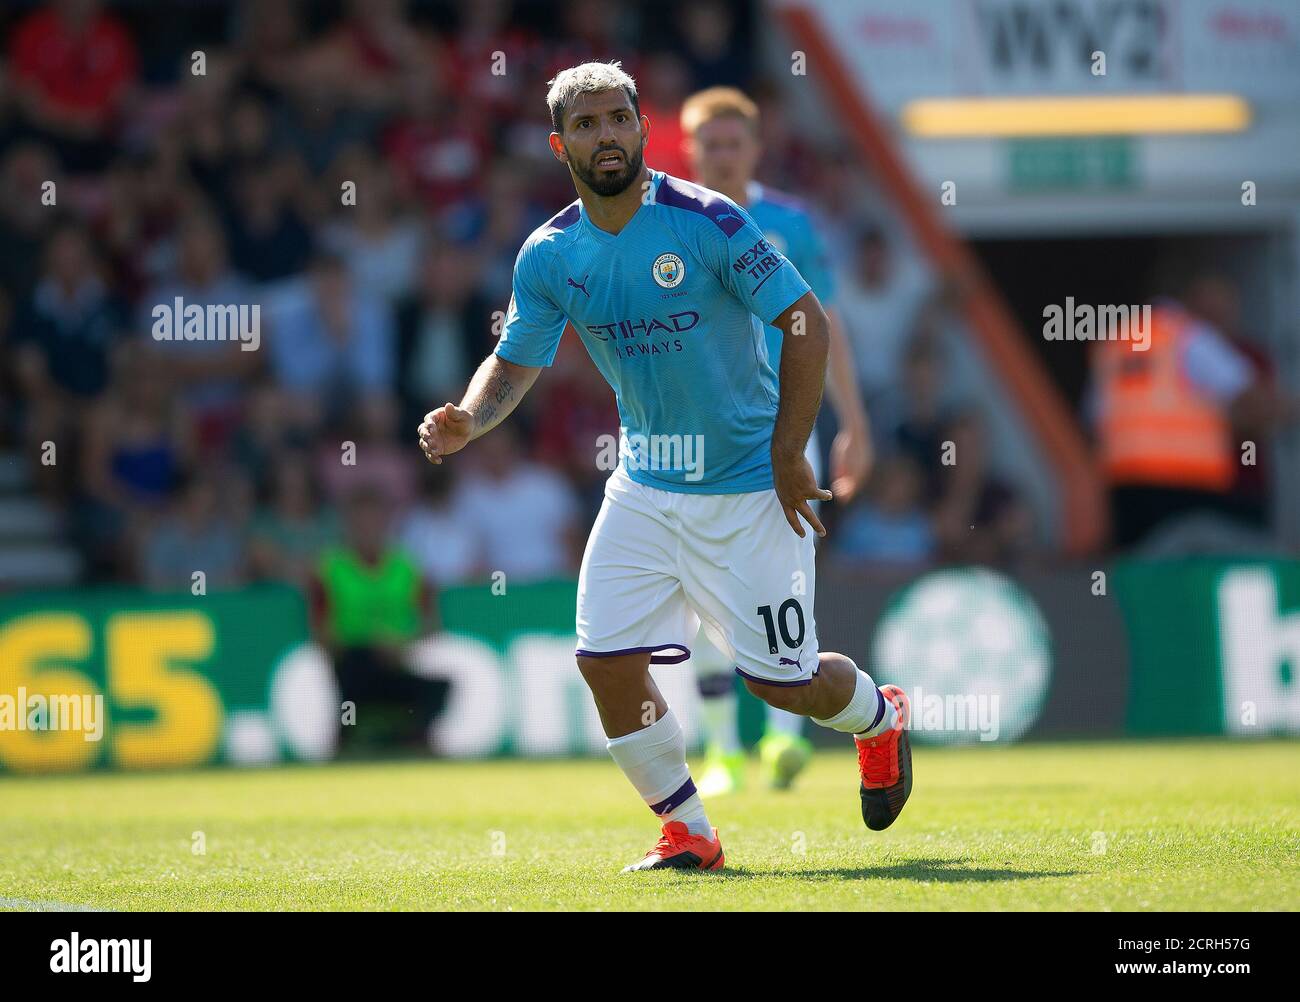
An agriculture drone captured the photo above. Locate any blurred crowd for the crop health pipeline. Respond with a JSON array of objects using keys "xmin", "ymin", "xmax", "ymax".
[
  {"xmin": 0, "ymin": 0, "xmax": 1046, "ymax": 609},
  {"xmin": 14, "ymin": 0, "xmax": 1287, "ymax": 620}
]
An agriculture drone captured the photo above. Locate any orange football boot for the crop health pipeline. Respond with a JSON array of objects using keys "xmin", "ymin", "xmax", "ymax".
[
  {"xmin": 856, "ymin": 684, "xmax": 913, "ymax": 831},
  {"xmin": 622, "ymin": 821, "xmax": 725, "ymax": 872}
]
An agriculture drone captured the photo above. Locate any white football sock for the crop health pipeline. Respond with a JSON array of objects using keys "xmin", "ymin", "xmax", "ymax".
[
  {"xmin": 811, "ymin": 667, "xmax": 897, "ymax": 739},
  {"xmin": 765, "ymin": 705, "xmax": 805, "ymax": 739},
  {"xmin": 606, "ymin": 708, "xmax": 713, "ymax": 838}
]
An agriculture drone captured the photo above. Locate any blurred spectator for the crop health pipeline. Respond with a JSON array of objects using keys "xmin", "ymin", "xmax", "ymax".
[
  {"xmin": 931, "ymin": 412, "xmax": 1033, "ymax": 566},
  {"xmin": 315, "ymin": 397, "xmax": 418, "ymax": 513},
  {"xmin": 139, "ymin": 211, "xmax": 260, "ymax": 453},
  {"xmin": 459, "ymin": 160, "xmax": 545, "ymax": 302},
  {"xmin": 306, "ymin": 0, "xmax": 436, "ymax": 117},
  {"xmin": 678, "ymin": 0, "xmax": 750, "ymax": 89},
  {"xmin": 187, "ymin": 90, "xmax": 280, "ymax": 217},
  {"xmin": 454, "ymin": 423, "xmax": 580, "ymax": 581},
  {"xmin": 230, "ymin": 0, "xmax": 308, "ymax": 103},
  {"xmin": 138, "ymin": 471, "xmax": 247, "ymax": 590},
  {"xmin": 79, "ymin": 346, "xmax": 193, "ymax": 577},
  {"xmin": 8, "ymin": 0, "xmax": 140, "ymax": 172},
  {"xmin": 98, "ymin": 149, "xmax": 194, "ymax": 302},
  {"xmin": 834, "ymin": 456, "xmax": 935, "ymax": 565},
  {"xmin": 383, "ymin": 63, "xmax": 491, "ymax": 215},
  {"xmin": 836, "ymin": 221, "xmax": 937, "ymax": 428},
  {"xmin": 225, "ymin": 158, "xmax": 315, "ymax": 283},
  {"xmin": 310, "ymin": 484, "xmax": 445, "ymax": 752},
  {"xmin": 1089, "ymin": 296, "xmax": 1292, "ymax": 551},
  {"xmin": 321, "ymin": 149, "xmax": 424, "ymax": 304},
  {"xmin": 229, "ymin": 380, "xmax": 310, "ymax": 489},
  {"xmin": 888, "ymin": 334, "xmax": 952, "ymax": 503},
  {"xmin": 13, "ymin": 222, "xmax": 128, "ymax": 499},
  {"xmin": 638, "ymin": 52, "xmax": 692, "ymax": 179},
  {"xmin": 446, "ymin": 0, "xmax": 541, "ymax": 120},
  {"xmin": 1183, "ymin": 273, "xmax": 1294, "ymax": 531},
  {"xmin": 248, "ymin": 450, "xmax": 337, "ymax": 587},
  {"xmin": 272, "ymin": 59, "xmax": 372, "ymax": 177},
  {"xmin": 396, "ymin": 240, "xmax": 492, "ymax": 429},
  {"xmin": 548, "ymin": 0, "xmax": 628, "ymax": 75},
  {"xmin": 266, "ymin": 250, "xmax": 395, "ymax": 431},
  {"xmin": 0, "ymin": 143, "xmax": 64, "ymax": 302},
  {"xmin": 399, "ymin": 463, "xmax": 483, "ymax": 587}
]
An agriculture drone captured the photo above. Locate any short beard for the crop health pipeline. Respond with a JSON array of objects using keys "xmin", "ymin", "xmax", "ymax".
[{"xmin": 569, "ymin": 141, "xmax": 645, "ymax": 197}]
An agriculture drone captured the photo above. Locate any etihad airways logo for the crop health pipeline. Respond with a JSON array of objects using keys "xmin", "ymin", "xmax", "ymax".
[{"xmin": 585, "ymin": 311, "xmax": 700, "ymax": 342}]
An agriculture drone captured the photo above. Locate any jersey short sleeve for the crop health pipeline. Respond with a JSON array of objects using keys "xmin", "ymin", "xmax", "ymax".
[
  {"xmin": 707, "ymin": 203, "xmax": 811, "ymax": 325},
  {"xmin": 495, "ymin": 240, "xmax": 568, "ymax": 368}
]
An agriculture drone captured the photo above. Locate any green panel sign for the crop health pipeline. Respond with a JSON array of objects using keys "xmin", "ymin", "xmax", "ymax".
[
  {"xmin": 1008, "ymin": 137, "xmax": 1135, "ymax": 191},
  {"xmin": 1113, "ymin": 559, "xmax": 1300, "ymax": 736},
  {"xmin": 0, "ymin": 586, "xmax": 311, "ymax": 772}
]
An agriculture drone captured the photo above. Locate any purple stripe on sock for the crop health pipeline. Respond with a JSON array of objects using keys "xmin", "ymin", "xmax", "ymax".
[
  {"xmin": 649, "ymin": 777, "xmax": 697, "ymax": 816},
  {"xmin": 868, "ymin": 685, "xmax": 887, "ymax": 730}
]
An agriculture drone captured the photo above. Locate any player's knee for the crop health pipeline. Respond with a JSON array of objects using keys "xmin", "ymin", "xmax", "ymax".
[
  {"xmin": 742, "ymin": 678, "xmax": 815, "ymax": 715},
  {"xmin": 818, "ymin": 650, "xmax": 858, "ymax": 675}
]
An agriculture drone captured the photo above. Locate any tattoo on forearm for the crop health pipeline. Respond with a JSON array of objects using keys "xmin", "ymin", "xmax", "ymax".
[{"xmin": 473, "ymin": 373, "xmax": 514, "ymax": 435}]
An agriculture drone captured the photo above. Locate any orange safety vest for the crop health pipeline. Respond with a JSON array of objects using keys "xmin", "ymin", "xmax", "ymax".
[{"xmin": 1093, "ymin": 306, "xmax": 1234, "ymax": 492}]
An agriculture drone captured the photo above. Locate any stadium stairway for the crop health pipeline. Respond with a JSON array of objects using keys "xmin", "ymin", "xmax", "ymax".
[{"xmin": 0, "ymin": 450, "xmax": 82, "ymax": 590}]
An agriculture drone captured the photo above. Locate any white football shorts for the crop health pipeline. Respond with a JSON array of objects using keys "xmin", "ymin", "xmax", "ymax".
[
  {"xmin": 575, "ymin": 461, "xmax": 821, "ymax": 687},
  {"xmin": 690, "ymin": 431, "xmax": 823, "ymax": 677}
]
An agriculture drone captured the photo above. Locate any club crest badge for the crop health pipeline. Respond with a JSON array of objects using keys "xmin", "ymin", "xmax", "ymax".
[{"xmin": 652, "ymin": 253, "xmax": 685, "ymax": 289}]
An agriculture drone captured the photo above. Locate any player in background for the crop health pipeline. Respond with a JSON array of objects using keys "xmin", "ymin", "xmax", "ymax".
[
  {"xmin": 419, "ymin": 63, "xmax": 911, "ymax": 871},
  {"xmin": 680, "ymin": 86, "xmax": 872, "ymax": 797}
]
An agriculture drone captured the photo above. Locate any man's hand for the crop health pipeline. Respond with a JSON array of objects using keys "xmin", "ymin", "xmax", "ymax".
[
  {"xmin": 772, "ymin": 447, "xmax": 832, "ymax": 538},
  {"xmin": 829, "ymin": 422, "xmax": 872, "ymax": 502},
  {"xmin": 418, "ymin": 403, "xmax": 473, "ymax": 465}
]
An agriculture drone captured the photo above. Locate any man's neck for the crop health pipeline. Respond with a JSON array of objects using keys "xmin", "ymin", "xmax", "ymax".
[{"xmin": 578, "ymin": 166, "xmax": 652, "ymax": 235}]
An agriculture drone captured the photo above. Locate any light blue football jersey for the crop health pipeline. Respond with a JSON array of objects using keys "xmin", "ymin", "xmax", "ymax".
[
  {"xmin": 496, "ymin": 169, "xmax": 811, "ymax": 494},
  {"xmin": 745, "ymin": 181, "xmax": 835, "ymax": 375}
]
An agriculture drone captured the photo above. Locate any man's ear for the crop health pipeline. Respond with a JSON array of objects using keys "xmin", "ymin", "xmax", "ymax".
[{"xmin": 549, "ymin": 133, "xmax": 568, "ymax": 164}]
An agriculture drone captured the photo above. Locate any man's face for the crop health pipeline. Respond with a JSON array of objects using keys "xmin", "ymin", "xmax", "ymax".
[
  {"xmin": 687, "ymin": 115, "xmax": 760, "ymax": 193},
  {"xmin": 553, "ymin": 89, "xmax": 647, "ymax": 197}
]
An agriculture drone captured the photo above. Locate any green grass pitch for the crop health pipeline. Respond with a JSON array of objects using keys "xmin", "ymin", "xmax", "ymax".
[{"xmin": 1, "ymin": 739, "xmax": 1296, "ymax": 911}]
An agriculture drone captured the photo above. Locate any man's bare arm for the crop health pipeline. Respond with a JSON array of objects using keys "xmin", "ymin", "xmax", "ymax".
[
  {"xmin": 418, "ymin": 355, "xmax": 541, "ymax": 465},
  {"xmin": 770, "ymin": 291, "xmax": 833, "ymax": 536},
  {"xmin": 461, "ymin": 355, "xmax": 541, "ymax": 440},
  {"xmin": 772, "ymin": 291, "xmax": 831, "ymax": 460}
]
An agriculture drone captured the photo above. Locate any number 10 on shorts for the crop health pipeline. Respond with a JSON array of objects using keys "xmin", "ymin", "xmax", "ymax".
[{"xmin": 757, "ymin": 599, "xmax": 806, "ymax": 655}]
